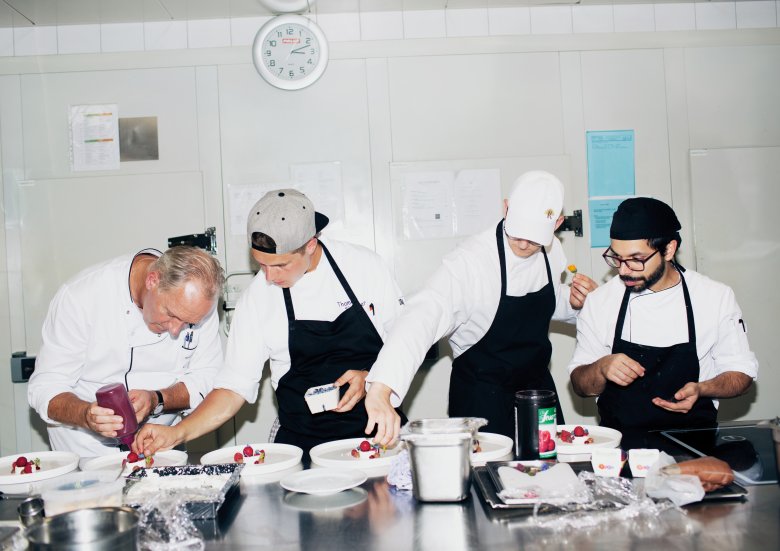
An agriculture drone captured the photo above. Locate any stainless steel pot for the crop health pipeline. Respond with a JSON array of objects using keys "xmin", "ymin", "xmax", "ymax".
[
  {"xmin": 24, "ymin": 506, "xmax": 139, "ymax": 551},
  {"xmin": 406, "ymin": 417, "xmax": 487, "ymax": 437},
  {"xmin": 402, "ymin": 432, "xmax": 472, "ymax": 502}
]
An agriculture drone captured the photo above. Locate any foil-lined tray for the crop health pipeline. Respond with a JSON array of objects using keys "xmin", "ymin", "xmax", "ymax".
[{"xmin": 124, "ymin": 463, "xmax": 243, "ymax": 520}]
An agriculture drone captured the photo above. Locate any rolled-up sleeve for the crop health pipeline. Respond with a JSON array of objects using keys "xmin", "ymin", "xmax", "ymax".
[
  {"xmin": 28, "ymin": 285, "xmax": 89, "ymax": 425},
  {"xmin": 711, "ymin": 288, "xmax": 759, "ymax": 380},
  {"xmin": 178, "ymin": 307, "xmax": 223, "ymax": 410}
]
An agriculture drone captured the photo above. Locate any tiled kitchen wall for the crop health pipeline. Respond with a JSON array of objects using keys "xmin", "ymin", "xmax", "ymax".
[{"xmin": 1, "ymin": 2, "xmax": 777, "ymax": 57}]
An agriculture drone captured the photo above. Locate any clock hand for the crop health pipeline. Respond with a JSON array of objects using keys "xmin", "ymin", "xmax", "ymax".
[{"xmin": 291, "ymin": 44, "xmax": 308, "ymax": 54}]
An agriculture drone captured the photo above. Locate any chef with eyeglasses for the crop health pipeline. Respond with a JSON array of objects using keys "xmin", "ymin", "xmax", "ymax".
[{"xmin": 568, "ymin": 197, "xmax": 758, "ymax": 447}]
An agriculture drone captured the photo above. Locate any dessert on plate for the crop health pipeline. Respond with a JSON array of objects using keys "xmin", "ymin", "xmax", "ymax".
[
  {"xmin": 10, "ymin": 456, "xmax": 41, "ymax": 475},
  {"xmin": 233, "ymin": 445, "xmax": 266, "ymax": 464},
  {"xmin": 350, "ymin": 440, "xmax": 383, "ymax": 459},
  {"xmin": 558, "ymin": 425, "xmax": 594, "ymax": 445}
]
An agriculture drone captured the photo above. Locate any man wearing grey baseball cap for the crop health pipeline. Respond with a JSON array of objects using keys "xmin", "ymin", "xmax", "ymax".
[
  {"xmin": 134, "ymin": 189, "xmax": 407, "ymax": 456},
  {"xmin": 364, "ymin": 171, "xmax": 598, "ymax": 446}
]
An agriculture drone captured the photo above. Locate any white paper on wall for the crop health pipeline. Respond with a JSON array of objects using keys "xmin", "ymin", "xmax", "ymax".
[
  {"xmin": 401, "ymin": 171, "xmax": 455, "ymax": 240},
  {"xmin": 228, "ymin": 183, "xmax": 275, "ymax": 236},
  {"xmin": 453, "ymin": 168, "xmax": 502, "ymax": 237},
  {"xmin": 69, "ymin": 104, "xmax": 120, "ymax": 171},
  {"xmin": 291, "ymin": 162, "xmax": 344, "ymax": 225}
]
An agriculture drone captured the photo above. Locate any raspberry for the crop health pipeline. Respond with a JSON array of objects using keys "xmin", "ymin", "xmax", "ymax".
[
  {"xmin": 559, "ymin": 430, "xmax": 572, "ymax": 443},
  {"xmin": 233, "ymin": 452, "xmax": 244, "ymax": 463},
  {"xmin": 15, "ymin": 456, "xmax": 28, "ymax": 467},
  {"xmin": 539, "ymin": 430, "xmax": 551, "ymax": 443},
  {"xmin": 243, "ymin": 445, "xmax": 254, "ymax": 458},
  {"xmin": 350, "ymin": 449, "xmax": 360, "ymax": 458},
  {"xmin": 359, "ymin": 440, "xmax": 372, "ymax": 452},
  {"xmin": 573, "ymin": 426, "xmax": 586, "ymax": 437},
  {"xmin": 22, "ymin": 464, "xmax": 32, "ymax": 474},
  {"xmin": 127, "ymin": 452, "xmax": 139, "ymax": 463}
]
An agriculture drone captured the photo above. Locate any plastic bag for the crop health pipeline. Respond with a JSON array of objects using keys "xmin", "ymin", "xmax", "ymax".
[{"xmin": 644, "ymin": 452, "xmax": 705, "ymax": 506}]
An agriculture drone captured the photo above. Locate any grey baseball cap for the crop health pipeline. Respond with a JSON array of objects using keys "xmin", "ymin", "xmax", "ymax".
[{"xmin": 247, "ymin": 189, "xmax": 329, "ymax": 254}]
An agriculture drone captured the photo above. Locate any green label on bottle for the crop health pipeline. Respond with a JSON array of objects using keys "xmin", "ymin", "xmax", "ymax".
[{"xmin": 537, "ymin": 406, "xmax": 557, "ymax": 459}]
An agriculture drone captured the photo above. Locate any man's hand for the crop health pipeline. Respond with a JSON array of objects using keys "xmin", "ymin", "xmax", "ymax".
[
  {"xmin": 598, "ymin": 353, "xmax": 645, "ymax": 386},
  {"xmin": 653, "ymin": 382, "xmax": 700, "ymax": 413},
  {"xmin": 333, "ymin": 370, "xmax": 369, "ymax": 413},
  {"xmin": 132, "ymin": 423, "xmax": 184, "ymax": 456},
  {"xmin": 364, "ymin": 383, "xmax": 400, "ymax": 447},
  {"xmin": 83, "ymin": 401, "xmax": 125, "ymax": 438},
  {"xmin": 569, "ymin": 273, "xmax": 598, "ymax": 309},
  {"xmin": 128, "ymin": 389, "xmax": 156, "ymax": 423}
]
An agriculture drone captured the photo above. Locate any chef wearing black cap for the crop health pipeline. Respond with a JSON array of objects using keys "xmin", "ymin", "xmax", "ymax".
[{"xmin": 568, "ymin": 197, "xmax": 757, "ymax": 445}]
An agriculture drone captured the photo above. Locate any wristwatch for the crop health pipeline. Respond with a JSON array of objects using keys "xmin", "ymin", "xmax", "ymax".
[{"xmin": 152, "ymin": 390, "xmax": 164, "ymax": 416}]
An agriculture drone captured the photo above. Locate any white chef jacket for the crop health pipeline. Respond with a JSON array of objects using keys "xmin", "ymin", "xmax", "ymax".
[
  {"xmin": 567, "ymin": 268, "xmax": 759, "ymax": 405},
  {"xmin": 215, "ymin": 238, "xmax": 404, "ymax": 403},
  {"xmin": 367, "ymin": 222, "xmax": 577, "ymax": 407},
  {"xmin": 28, "ymin": 250, "xmax": 223, "ymax": 457}
]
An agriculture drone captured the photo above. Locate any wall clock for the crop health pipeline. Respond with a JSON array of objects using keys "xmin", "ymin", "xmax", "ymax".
[{"xmin": 252, "ymin": 14, "xmax": 329, "ymax": 90}]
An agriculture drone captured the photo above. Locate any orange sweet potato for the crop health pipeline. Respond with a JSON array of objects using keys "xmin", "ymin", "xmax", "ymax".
[{"xmin": 662, "ymin": 456, "xmax": 734, "ymax": 491}]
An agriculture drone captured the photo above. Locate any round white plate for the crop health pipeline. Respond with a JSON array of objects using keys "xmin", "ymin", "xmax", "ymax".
[
  {"xmin": 283, "ymin": 487, "xmax": 368, "ymax": 511},
  {"xmin": 309, "ymin": 438, "xmax": 403, "ymax": 477},
  {"xmin": 201, "ymin": 443, "xmax": 303, "ymax": 475},
  {"xmin": 0, "ymin": 450, "xmax": 79, "ymax": 494},
  {"xmin": 555, "ymin": 424, "xmax": 622, "ymax": 455},
  {"xmin": 472, "ymin": 432, "xmax": 514, "ymax": 466},
  {"xmin": 81, "ymin": 450, "xmax": 187, "ymax": 475},
  {"xmin": 280, "ymin": 468, "xmax": 367, "ymax": 496}
]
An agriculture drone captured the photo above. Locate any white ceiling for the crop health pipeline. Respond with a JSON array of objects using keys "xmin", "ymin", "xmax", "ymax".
[{"xmin": 0, "ymin": 0, "xmax": 720, "ymax": 27}]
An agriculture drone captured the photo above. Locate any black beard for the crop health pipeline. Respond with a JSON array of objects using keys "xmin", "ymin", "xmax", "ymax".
[{"xmin": 621, "ymin": 259, "xmax": 666, "ymax": 293}]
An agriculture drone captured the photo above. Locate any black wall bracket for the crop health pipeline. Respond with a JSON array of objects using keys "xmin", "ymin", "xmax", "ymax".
[
  {"xmin": 11, "ymin": 351, "xmax": 35, "ymax": 383},
  {"xmin": 557, "ymin": 210, "xmax": 583, "ymax": 237},
  {"xmin": 168, "ymin": 227, "xmax": 217, "ymax": 255}
]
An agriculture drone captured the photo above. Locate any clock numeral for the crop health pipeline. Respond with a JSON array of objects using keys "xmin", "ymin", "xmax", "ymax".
[
  {"xmin": 306, "ymin": 38, "xmax": 311, "ymax": 45},
  {"xmin": 310, "ymin": 48, "xmax": 315, "ymax": 55},
  {"xmin": 269, "ymin": 60, "xmax": 276, "ymax": 67},
  {"xmin": 270, "ymin": 40, "xmax": 277, "ymax": 47},
  {"xmin": 265, "ymin": 50, "xmax": 271, "ymax": 57},
  {"xmin": 286, "ymin": 28, "xmax": 294, "ymax": 35},
  {"xmin": 278, "ymin": 68, "xmax": 283, "ymax": 75},
  {"xmin": 307, "ymin": 59, "xmax": 313, "ymax": 65},
  {"xmin": 288, "ymin": 70, "xmax": 295, "ymax": 78},
  {"xmin": 299, "ymin": 67, "xmax": 305, "ymax": 74},
  {"xmin": 276, "ymin": 31, "xmax": 282, "ymax": 37}
]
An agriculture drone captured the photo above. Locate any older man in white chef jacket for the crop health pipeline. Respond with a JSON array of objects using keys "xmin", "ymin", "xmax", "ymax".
[
  {"xmin": 567, "ymin": 197, "xmax": 758, "ymax": 448},
  {"xmin": 133, "ymin": 189, "xmax": 407, "ymax": 457},
  {"xmin": 365, "ymin": 171, "xmax": 598, "ymax": 445},
  {"xmin": 28, "ymin": 246, "xmax": 224, "ymax": 457}
]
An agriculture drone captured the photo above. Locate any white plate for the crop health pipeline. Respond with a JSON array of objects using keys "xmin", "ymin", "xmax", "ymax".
[
  {"xmin": 309, "ymin": 438, "xmax": 403, "ymax": 477},
  {"xmin": 472, "ymin": 432, "xmax": 514, "ymax": 466},
  {"xmin": 200, "ymin": 443, "xmax": 303, "ymax": 475},
  {"xmin": 283, "ymin": 487, "xmax": 367, "ymax": 511},
  {"xmin": 280, "ymin": 468, "xmax": 367, "ymax": 496},
  {"xmin": 555, "ymin": 424, "xmax": 622, "ymax": 456},
  {"xmin": 0, "ymin": 451, "xmax": 79, "ymax": 494},
  {"xmin": 81, "ymin": 450, "xmax": 187, "ymax": 475}
]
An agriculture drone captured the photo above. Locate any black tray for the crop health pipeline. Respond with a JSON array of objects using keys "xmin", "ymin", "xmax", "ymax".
[{"xmin": 125, "ymin": 463, "xmax": 243, "ymax": 520}]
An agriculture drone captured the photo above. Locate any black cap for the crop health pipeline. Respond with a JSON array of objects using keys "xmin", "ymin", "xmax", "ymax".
[{"xmin": 610, "ymin": 197, "xmax": 681, "ymax": 240}]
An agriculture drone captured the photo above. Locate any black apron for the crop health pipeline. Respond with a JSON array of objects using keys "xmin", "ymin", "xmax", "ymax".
[
  {"xmin": 274, "ymin": 242, "xmax": 406, "ymax": 454},
  {"xmin": 448, "ymin": 221, "xmax": 563, "ymax": 439},
  {"xmin": 598, "ymin": 267, "xmax": 717, "ymax": 448}
]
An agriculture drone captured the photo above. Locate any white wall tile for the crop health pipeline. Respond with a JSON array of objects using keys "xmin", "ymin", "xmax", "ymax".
[
  {"xmin": 188, "ymin": 18, "xmax": 231, "ymax": 49},
  {"xmin": 488, "ymin": 7, "xmax": 531, "ymax": 36},
  {"xmin": 0, "ymin": 28, "xmax": 13, "ymax": 56},
  {"xmin": 446, "ymin": 8, "xmax": 489, "ymax": 37},
  {"xmin": 696, "ymin": 2, "xmax": 737, "ymax": 30},
  {"xmin": 100, "ymin": 23, "xmax": 144, "ymax": 53},
  {"xmin": 57, "ymin": 24, "xmax": 100, "ymax": 54},
  {"xmin": 655, "ymin": 3, "xmax": 696, "ymax": 31},
  {"xmin": 14, "ymin": 26, "xmax": 57, "ymax": 56},
  {"xmin": 360, "ymin": 10, "xmax": 403, "ymax": 40},
  {"xmin": 404, "ymin": 9, "xmax": 446, "ymax": 38},
  {"xmin": 231, "ymin": 17, "xmax": 272, "ymax": 46},
  {"xmin": 736, "ymin": 1, "xmax": 777, "ymax": 28},
  {"xmin": 318, "ymin": 12, "xmax": 361, "ymax": 42},
  {"xmin": 614, "ymin": 4, "xmax": 655, "ymax": 33},
  {"xmin": 144, "ymin": 21, "xmax": 188, "ymax": 50},
  {"xmin": 573, "ymin": 5, "xmax": 614, "ymax": 34},
  {"xmin": 530, "ymin": 6, "xmax": 573, "ymax": 35}
]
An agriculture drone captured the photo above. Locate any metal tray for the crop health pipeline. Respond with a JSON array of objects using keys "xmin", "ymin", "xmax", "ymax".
[{"xmin": 125, "ymin": 463, "xmax": 243, "ymax": 520}]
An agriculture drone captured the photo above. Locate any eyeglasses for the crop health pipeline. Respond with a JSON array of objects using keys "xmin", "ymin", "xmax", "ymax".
[{"xmin": 602, "ymin": 249, "xmax": 659, "ymax": 271}]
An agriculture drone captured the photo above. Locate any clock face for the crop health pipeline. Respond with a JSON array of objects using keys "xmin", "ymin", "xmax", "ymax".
[{"xmin": 252, "ymin": 15, "xmax": 329, "ymax": 90}]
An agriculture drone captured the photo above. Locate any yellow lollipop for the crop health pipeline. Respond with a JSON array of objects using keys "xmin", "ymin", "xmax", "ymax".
[{"xmin": 567, "ymin": 264, "xmax": 577, "ymax": 275}]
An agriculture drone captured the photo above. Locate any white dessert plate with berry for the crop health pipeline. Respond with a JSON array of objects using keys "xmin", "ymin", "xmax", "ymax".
[
  {"xmin": 309, "ymin": 438, "xmax": 403, "ymax": 477},
  {"xmin": 200, "ymin": 443, "xmax": 303, "ymax": 475},
  {"xmin": 471, "ymin": 432, "xmax": 514, "ymax": 466},
  {"xmin": 281, "ymin": 468, "xmax": 367, "ymax": 496},
  {"xmin": 555, "ymin": 424, "xmax": 622, "ymax": 456},
  {"xmin": 0, "ymin": 450, "xmax": 79, "ymax": 494},
  {"xmin": 81, "ymin": 449, "xmax": 187, "ymax": 476}
]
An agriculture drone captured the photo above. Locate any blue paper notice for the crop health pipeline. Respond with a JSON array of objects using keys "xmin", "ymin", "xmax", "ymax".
[
  {"xmin": 586, "ymin": 130, "xmax": 635, "ymax": 198},
  {"xmin": 589, "ymin": 198, "xmax": 625, "ymax": 248}
]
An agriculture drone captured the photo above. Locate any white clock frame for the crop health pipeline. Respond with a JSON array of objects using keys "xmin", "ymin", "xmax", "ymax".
[{"xmin": 252, "ymin": 14, "xmax": 329, "ymax": 91}]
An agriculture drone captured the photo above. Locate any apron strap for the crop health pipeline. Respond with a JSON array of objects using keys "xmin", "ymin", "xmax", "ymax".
[
  {"xmin": 679, "ymin": 270, "xmax": 696, "ymax": 343},
  {"xmin": 495, "ymin": 221, "xmax": 553, "ymax": 296}
]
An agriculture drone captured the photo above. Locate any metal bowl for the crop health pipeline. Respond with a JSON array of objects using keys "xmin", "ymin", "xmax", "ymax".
[
  {"xmin": 24, "ymin": 506, "xmax": 139, "ymax": 551},
  {"xmin": 405, "ymin": 417, "xmax": 487, "ymax": 436}
]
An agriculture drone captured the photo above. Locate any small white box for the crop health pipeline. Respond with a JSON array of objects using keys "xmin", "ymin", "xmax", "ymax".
[
  {"xmin": 628, "ymin": 448, "xmax": 660, "ymax": 478},
  {"xmin": 591, "ymin": 448, "xmax": 625, "ymax": 477},
  {"xmin": 304, "ymin": 384, "xmax": 339, "ymax": 414}
]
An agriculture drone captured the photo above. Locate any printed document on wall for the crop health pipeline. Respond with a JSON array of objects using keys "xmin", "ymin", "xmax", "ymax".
[
  {"xmin": 453, "ymin": 169, "xmax": 502, "ymax": 237},
  {"xmin": 291, "ymin": 162, "xmax": 344, "ymax": 226},
  {"xmin": 401, "ymin": 171, "xmax": 454, "ymax": 240},
  {"xmin": 69, "ymin": 104, "xmax": 120, "ymax": 171},
  {"xmin": 228, "ymin": 183, "xmax": 274, "ymax": 236}
]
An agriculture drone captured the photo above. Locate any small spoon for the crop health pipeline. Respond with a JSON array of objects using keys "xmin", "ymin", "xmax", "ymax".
[{"xmin": 113, "ymin": 459, "xmax": 128, "ymax": 481}]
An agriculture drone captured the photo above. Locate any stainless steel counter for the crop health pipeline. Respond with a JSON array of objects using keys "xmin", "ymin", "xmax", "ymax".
[{"xmin": 200, "ymin": 468, "xmax": 780, "ymax": 550}]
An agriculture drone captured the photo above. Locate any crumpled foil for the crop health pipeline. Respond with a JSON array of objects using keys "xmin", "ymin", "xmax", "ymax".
[
  {"xmin": 386, "ymin": 449, "xmax": 413, "ymax": 490},
  {"xmin": 137, "ymin": 497, "xmax": 204, "ymax": 551}
]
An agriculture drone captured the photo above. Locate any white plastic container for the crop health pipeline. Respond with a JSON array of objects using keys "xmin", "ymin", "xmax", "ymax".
[
  {"xmin": 304, "ymin": 384, "xmax": 339, "ymax": 414},
  {"xmin": 628, "ymin": 448, "xmax": 660, "ymax": 478},
  {"xmin": 590, "ymin": 448, "xmax": 625, "ymax": 477},
  {"xmin": 38, "ymin": 471, "xmax": 124, "ymax": 516}
]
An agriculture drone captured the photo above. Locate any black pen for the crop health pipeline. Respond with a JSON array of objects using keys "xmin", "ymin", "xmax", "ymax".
[{"xmin": 369, "ymin": 303, "xmax": 375, "ymax": 316}]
